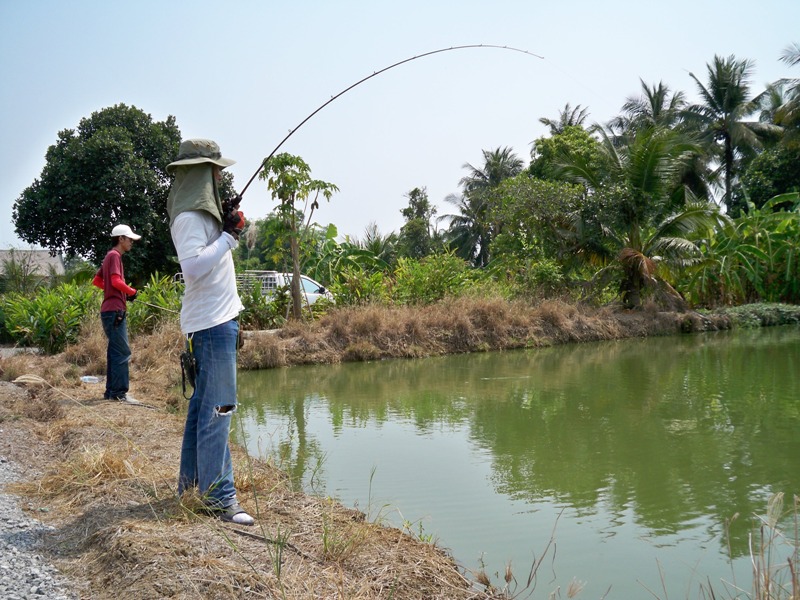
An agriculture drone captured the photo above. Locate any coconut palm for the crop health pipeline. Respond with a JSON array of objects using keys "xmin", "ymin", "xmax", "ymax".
[
  {"xmin": 351, "ymin": 222, "xmax": 398, "ymax": 267},
  {"xmin": 459, "ymin": 147, "xmax": 525, "ymax": 194},
  {"xmin": 539, "ymin": 103, "xmax": 591, "ymax": 135},
  {"xmin": 438, "ymin": 193, "xmax": 486, "ymax": 265},
  {"xmin": 608, "ymin": 80, "xmax": 687, "ymax": 138},
  {"xmin": 683, "ymin": 55, "xmax": 778, "ymax": 212},
  {"xmin": 757, "ymin": 82, "xmax": 791, "ymax": 126},
  {"xmin": 772, "ymin": 42, "xmax": 800, "ymax": 141},
  {"xmin": 557, "ymin": 124, "xmax": 725, "ymax": 307},
  {"xmin": 607, "ymin": 80, "xmax": 712, "ymax": 200}
]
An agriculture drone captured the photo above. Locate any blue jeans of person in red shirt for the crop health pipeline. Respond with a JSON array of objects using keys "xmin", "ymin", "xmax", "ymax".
[{"xmin": 100, "ymin": 310, "xmax": 130, "ymax": 399}]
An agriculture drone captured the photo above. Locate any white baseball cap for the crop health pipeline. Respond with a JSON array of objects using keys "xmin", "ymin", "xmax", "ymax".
[{"xmin": 110, "ymin": 224, "xmax": 142, "ymax": 240}]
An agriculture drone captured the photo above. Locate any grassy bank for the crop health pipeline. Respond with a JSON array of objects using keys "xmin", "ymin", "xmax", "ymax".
[
  {"xmin": 1, "ymin": 299, "xmax": 799, "ymax": 599},
  {"xmin": 237, "ymin": 297, "xmax": 744, "ymax": 370}
]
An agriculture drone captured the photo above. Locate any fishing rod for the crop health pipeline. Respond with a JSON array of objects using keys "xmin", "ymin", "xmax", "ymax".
[{"xmin": 236, "ymin": 44, "xmax": 544, "ymax": 199}]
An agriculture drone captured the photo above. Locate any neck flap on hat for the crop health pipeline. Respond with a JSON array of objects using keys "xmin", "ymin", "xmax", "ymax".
[{"xmin": 166, "ymin": 165, "xmax": 223, "ymax": 227}]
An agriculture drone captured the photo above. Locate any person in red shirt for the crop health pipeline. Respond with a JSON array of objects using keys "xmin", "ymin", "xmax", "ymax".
[{"xmin": 92, "ymin": 224, "xmax": 142, "ymax": 403}]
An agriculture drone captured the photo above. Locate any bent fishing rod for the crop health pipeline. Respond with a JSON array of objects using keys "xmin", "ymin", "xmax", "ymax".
[{"xmin": 236, "ymin": 43, "xmax": 544, "ymax": 200}]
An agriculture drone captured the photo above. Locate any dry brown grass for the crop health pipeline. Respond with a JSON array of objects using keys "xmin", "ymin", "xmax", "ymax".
[
  {"xmin": 63, "ymin": 317, "xmax": 107, "ymax": 373},
  {"xmin": 238, "ymin": 330, "xmax": 285, "ymax": 370},
  {"xmin": 240, "ymin": 297, "xmax": 731, "ymax": 369}
]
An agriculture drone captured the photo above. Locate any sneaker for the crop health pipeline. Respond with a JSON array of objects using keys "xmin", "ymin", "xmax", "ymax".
[
  {"xmin": 217, "ymin": 502, "xmax": 255, "ymax": 526},
  {"xmin": 113, "ymin": 395, "xmax": 144, "ymax": 405}
]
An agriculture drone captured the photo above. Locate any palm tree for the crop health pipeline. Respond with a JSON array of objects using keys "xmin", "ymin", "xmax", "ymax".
[
  {"xmin": 438, "ymin": 193, "xmax": 486, "ymax": 265},
  {"xmin": 449, "ymin": 147, "xmax": 524, "ymax": 266},
  {"xmin": 607, "ymin": 80, "xmax": 711, "ymax": 201},
  {"xmin": 773, "ymin": 42, "xmax": 800, "ymax": 141},
  {"xmin": 557, "ymin": 124, "xmax": 724, "ymax": 307},
  {"xmin": 352, "ymin": 222, "xmax": 398, "ymax": 267},
  {"xmin": 683, "ymin": 55, "xmax": 777, "ymax": 213},
  {"xmin": 459, "ymin": 147, "xmax": 525, "ymax": 194},
  {"xmin": 539, "ymin": 103, "xmax": 590, "ymax": 135},
  {"xmin": 608, "ymin": 80, "xmax": 687, "ymax": 138}
]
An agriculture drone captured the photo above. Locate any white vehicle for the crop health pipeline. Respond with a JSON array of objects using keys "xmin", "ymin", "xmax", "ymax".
[{"xmin": 236, "ymin": 270, "xmax": 334, "ymax": 306}]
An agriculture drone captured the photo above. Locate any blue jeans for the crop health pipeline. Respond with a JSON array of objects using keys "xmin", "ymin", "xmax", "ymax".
[
  {"xmin": 100, "ymin": 311, "xmax": 130, "ymax": 399},
  {"xmin": 178, "ymin": 319, "xmax": 239, "ymax": 509}
]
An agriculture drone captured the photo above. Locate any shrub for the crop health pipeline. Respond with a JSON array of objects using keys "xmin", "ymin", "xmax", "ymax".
[
  {"xmin": 239, "ymin": 280, "xmax": 287, "ymax": 330},
  {"xmin": 328, "ymin": 265, "xmax": 390, "ymax": 306},
  {"xmin": 2, "ymin": 283, "xmax": 98, "ymax": 353},
  {"xmin": 127, "ymin": 274, "xmax": 182, "ymax": 334},
  {"xmin": 712, "ymin": 302, "xmax": 800, "ymax": 328},
  {"xmin": 392, "ymin": 253, "xmax": 474, "ymax": 305},
  {"xmin": 0, "ymin": 302, "xmax": 14, "ymax": 344}
]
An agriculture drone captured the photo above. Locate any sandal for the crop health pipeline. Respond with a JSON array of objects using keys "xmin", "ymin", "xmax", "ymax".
[{"xmin": 217, "ymin": 501, "xmax": 255, "ymax": 526}]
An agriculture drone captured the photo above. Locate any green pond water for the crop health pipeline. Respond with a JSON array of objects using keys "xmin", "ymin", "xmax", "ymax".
[{"xmin": 235, "ymin": 325, "xmax": 800, "ymax": 598}]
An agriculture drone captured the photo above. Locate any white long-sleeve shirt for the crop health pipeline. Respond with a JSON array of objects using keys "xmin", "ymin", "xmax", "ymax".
[{"xmin": 171, "ymin": 210, "xmax": 243, "ymax": 334}]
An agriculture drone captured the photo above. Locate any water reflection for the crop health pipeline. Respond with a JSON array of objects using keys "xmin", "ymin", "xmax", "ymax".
[{"xmin": 236, "ymin": 326, "xmax": 800, "ymax": 586}]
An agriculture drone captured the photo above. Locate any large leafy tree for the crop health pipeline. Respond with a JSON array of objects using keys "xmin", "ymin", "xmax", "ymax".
[
  {"xmin": 397, "ymin": 187, "xmax": 439, "ymax": 259},
  {"xmin": 487, "ymin": 175, "xmax": 587, "ymax": 270},
  {"xmin": 12, "ymin": 104, "xmax": 181, "ymax": 281},
  {"xmin": 683, "ymin": 55, "xmax": 778, "ymax": 214},
  {"xmin": 733, "ymin": 44, "xmax": 800, "ymax": 211},
  {"xmin": 443, "ymin": 147, "xmax": 524, "ymax": 266},
  {"xmin": 739, "ymin": 144, "xmax": 800, "ymax": 208},
  {"xmin": 529, "ymin": 125, "xmax": 606, "ymax": 181}
]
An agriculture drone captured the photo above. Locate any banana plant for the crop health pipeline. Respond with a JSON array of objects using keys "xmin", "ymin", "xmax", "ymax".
[{"xmin": 683, "ymin": 192, "xmax": 800, "ymax": 305}]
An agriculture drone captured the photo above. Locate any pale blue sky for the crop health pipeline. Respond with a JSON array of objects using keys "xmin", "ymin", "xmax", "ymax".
[{"xmin": 1, "ymin": 0, "xmax": 798, "ymax": 251}]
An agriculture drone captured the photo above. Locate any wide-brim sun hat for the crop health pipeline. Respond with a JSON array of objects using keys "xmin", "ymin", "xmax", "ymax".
[
  {"xmin": 110, "ymin": 224, "xmax": 142, "ymax": 240},
  {"xmin": 166, "ymin": 139, "xmax": 236, "ymax": 174}
]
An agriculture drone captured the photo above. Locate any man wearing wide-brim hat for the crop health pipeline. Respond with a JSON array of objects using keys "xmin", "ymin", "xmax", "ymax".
[{"xmin": 166, "ymin": 139, "xmax": 254, "ymax": 526}]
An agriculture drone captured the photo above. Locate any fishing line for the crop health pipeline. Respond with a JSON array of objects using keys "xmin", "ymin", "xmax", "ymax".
[
  {"xmin": 237, "ymin": 44, "xmax": 544, "ymax": 198},
  {"xmin": 136, "ymin": 300, "xmax": 179, "ymax": 314}
]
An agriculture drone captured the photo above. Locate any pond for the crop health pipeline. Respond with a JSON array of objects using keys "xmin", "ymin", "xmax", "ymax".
[{"xmin": 235, "ymin": 326, "xmax": 800, "ymax": 598}]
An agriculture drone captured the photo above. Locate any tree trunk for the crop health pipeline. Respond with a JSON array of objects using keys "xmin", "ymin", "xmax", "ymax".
[
  {"xmin": 290, "ymin": 234, "xmax": 302, "ymax": 320},
  {"xmin": 621, "ymin": 272, "xmax": 642, "ymax": 309}
]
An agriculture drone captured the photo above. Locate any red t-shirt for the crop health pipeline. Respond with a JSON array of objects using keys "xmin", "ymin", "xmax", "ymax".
[{"xmin": 98, "ymin": 249, "xmax": 129, "ymax": 312}]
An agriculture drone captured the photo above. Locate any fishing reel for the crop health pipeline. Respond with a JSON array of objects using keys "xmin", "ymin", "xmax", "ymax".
[{"xmin": 222, "ymin": 194, "xmax": 245, "ymax": 239}]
